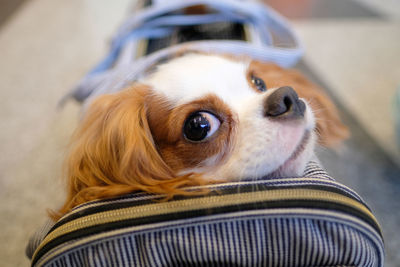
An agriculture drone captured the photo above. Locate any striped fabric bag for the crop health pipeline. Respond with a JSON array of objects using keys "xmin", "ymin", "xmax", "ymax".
[{"xmin": 27, "ymin": 162, "xmax": 384, "ymax": 266}]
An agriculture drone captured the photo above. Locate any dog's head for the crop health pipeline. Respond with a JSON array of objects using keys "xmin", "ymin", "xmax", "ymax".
[{"xmin": 55, "ymin": 53, "xmax": 348, "ymax": 218}]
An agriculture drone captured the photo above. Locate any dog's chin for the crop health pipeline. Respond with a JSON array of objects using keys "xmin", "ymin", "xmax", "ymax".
[{"xmin": 264, "ymin": 130, "xmax": 315, "ymax": 179}]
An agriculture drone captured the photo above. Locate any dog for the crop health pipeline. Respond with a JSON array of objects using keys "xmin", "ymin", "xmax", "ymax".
[{"xmin": 51, "ymin": 52, "xmax": 348, "ymax": 220}]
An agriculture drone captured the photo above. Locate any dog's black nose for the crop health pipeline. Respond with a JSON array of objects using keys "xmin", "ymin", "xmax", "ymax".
[{"xmin": 264, "ymin": 86, "xmax": 305, "ymax": 119}]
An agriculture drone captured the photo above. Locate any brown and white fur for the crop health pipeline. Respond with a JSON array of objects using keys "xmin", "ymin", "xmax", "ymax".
[{"xmin": 52, "ymin": 53, "xmax": 348, "ymax": 219}]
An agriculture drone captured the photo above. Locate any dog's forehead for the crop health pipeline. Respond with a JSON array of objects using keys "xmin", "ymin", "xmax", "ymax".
[{"xmin": 141, "ymin": 54, "xmax": 255, "ymax": 107}]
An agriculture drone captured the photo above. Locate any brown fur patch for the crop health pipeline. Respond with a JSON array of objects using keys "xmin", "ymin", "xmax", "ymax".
[
  {"xmin": 147, "ymin": 93, "xmax": 237, "ymax": 172},
  {"xmin": 51, "ymin": 85, "xmax": 210, "ymax": 220},
  {"xmin": 248, "ymin": 61, "xmax": 349, "ymax": 147}
]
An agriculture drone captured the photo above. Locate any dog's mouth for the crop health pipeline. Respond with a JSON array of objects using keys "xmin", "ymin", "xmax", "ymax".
[
  {"xmin": 286, "ymin": 130, "xmax": 311, "ymax": 162},
  {"xmin": 265, "ymin": 130, "xmax": 311, "ymax": 179}
]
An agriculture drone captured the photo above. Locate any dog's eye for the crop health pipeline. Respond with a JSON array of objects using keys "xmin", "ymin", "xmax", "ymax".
[
  {"xmin": 251, "ymin": 75, "xmax": 267, "ymax": 92},
  {"xmin": 183, "ymin": 111, "xmax": 221, "ymax": 142}
]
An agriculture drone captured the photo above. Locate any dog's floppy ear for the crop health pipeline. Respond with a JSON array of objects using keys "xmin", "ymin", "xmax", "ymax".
[
  {"xmin": 249, "ymin": 61, "xmax": 349, "ymax": 147},
  {"xmin": 52, "ymin": 85, "xmax": 205, "ymax": 220}
]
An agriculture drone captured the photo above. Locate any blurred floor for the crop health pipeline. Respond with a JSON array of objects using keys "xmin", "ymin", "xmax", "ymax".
[
  {"xmin": 0, "ymin": 0, "xmax": 399, "ymax": 266},
  {"xmin": 0, "ymin": 0, "xmax": 26, "ymax": 28}
]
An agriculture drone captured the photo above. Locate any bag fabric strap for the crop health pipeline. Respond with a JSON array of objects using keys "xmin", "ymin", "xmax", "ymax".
[{"xmin": 65, "ymin": 0, "xmax": 303, "ymax": 105}]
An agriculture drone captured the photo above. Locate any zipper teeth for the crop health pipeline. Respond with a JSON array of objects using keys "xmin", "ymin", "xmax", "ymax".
[
  {"xmin": 34, "ymin": 188, "xmax": 378, "ymax": 260},
  {"xmin": 66, "ymin": 178, "xmax": 361, "ymax": 216}
]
